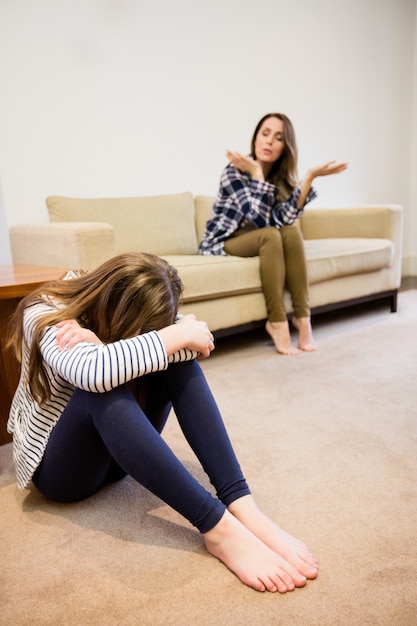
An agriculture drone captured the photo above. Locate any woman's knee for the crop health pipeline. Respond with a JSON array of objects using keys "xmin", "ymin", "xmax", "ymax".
[
  {"xmin": 280, "ymin": 225, "xmax": 303, "ymax": 247},
  {"xmin": 258, "ymin": 227, "xmax": 283, "ymax": 255}
]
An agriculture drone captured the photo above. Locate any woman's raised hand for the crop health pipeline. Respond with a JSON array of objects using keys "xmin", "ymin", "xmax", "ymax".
[
  {"xmin": 307, "ymin": 160, "xmax": 348, "ymax": 179},
  {"xmin": 226, "ymin": 150, "xmax": 264, "ymax": 181},
  {"xmin": 297, "ymin": 160, "xmax": 348, "ymax": 208}
]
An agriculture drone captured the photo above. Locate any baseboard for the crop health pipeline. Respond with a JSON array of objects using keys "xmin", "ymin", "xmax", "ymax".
[{"xmin": 402, "ymin": 256, "xmax": 417, "ymax": 277}]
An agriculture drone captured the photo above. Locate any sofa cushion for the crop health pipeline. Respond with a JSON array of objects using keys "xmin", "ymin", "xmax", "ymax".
[
  {"xmin": 46, "ymin": 193, "xmax": 198, "ymax": 256},
  {"xmin": 164, "ymin": 237, "xmax": 394, "ymax": 303},
  {"xmin": 162, "ymin": 255, "xmax": 261, "ymax": 303},
  {"xmin": 305, "ymin": 238, "xmax": 394, "ymax": 285}
]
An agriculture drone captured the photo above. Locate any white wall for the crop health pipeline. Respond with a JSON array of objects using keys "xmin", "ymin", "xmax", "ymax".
[
  {"xmin": 408, "ymin": 0, "xmax": 417, "ymax": 276},
  {"xmin": 0, "ymin": 0, "xmax": 416, "ymax": 273},
  {"xmin": 0, "ymin": 178, "xmax": 12, "ymax": 264}
]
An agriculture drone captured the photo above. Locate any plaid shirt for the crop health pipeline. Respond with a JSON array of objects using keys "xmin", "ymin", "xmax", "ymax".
[{"xmin": 199, "ymin": 162, "xmax": 317, "ymax": 255}]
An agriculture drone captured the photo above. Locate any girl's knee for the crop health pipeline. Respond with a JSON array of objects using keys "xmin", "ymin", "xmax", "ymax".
[{"xmin": 71, "ymin": 385, "xmax": 135, "ymax": 413}]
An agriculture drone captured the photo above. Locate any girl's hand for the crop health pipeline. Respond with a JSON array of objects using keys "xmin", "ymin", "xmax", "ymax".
[
  {"xmin": 226, "ymin": 150, "xmax": 264, "ymax": 181},
  {"xmin": 307, "ymin": 160, "xmax": 348, "ymax": 179},
  {"xmin": 176, "ymin": 314, "xmax": 215, "ymax": 358},
  {"xmin": 158, "ymin": 314, "xmax": 215, "ymax": 359},
  {"xmin": 55, "ymin": 319, "xmax": 103, "ymax": 351}
]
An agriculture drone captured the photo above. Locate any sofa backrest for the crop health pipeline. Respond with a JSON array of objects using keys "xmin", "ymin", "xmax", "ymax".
[
  {"xmin": 46, "ymin": 193, "xmax": 199, "ymax": 256},
  {"xmin": 194, "ymin": 195, "xmax": 216, "ymax": 242}
]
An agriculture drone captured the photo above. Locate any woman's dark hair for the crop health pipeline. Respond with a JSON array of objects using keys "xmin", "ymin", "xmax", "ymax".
[{"xmin": 250, "ymin": 112, "xmax": 298, "ymax": 200}]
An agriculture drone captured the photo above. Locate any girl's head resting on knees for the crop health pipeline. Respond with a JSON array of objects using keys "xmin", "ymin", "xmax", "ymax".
[
  {"xmin": 62, "ymin": 252, "xmax": 184, "ymax": 343},
  {"xmin": 8, "ymin": 252, "xmax": 184, "ymax": 405},
  {"xmin": 250, "ymin": 113, "xmax": 299, "ymax": 198},
  {"xmin": 10, "ymin": 251, "xmax": 184, "ymax": 352}
]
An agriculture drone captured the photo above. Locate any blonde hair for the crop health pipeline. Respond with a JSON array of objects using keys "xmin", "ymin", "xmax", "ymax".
[{"xmin": 8, "ymin": 252, "xmax": 183, "ymax": 404}]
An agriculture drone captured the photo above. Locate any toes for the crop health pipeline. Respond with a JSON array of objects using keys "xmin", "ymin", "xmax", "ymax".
[
  {"xmin": 275, "ymin": 582, "xmax": 288, "ymax": 593},
  {"xmin": 305, "ymin": 566, "xmax": 318, "ymax": 579},
  {"xmin": 268, "ymin": 577, "xmax": 288, "ymax": 594}
]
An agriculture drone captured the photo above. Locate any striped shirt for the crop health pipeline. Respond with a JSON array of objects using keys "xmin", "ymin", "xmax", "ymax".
[
  {"xmin": 199, "ymin": 162, "xmax": 317, "ymax": 255},
  {"xmin": 8, "ymin": 299, "xmax": 197, "ymax": 490}
]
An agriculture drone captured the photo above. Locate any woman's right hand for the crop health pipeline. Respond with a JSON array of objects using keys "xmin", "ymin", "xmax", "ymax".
[
  {"xmin": 158, "ymin": 314, "xmax": 215, "ymax": 359},
  {"xmin": 226, "ymin": 150, "xmax": 264, "ymax": 181}
]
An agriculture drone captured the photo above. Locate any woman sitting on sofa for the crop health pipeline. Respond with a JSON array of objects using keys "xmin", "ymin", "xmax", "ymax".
[{"xmin": 199, "ymin": 112, "xmax": 348, "ymax": 355}]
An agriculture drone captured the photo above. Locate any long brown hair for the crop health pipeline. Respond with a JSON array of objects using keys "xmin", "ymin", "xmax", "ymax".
[
  {"xmin": 250, "ymin": 112, "xmax": 298, "ymax": 201},
  {"xmin": 8, "ymin": 252, "xmax": 183, "ymax": 404}
]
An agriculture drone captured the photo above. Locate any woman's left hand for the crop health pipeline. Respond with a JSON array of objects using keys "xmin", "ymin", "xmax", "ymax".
[
  {"xmin": 55, "ymin": 319, "xmax": 103, "ymax": 351},
  {"xmin": 307, "ymin": 160, "xmax": 348, "ymax": 179},
  {"xmin": 297, "ymin": 160, "xmax": 348, "ymax": 208}
]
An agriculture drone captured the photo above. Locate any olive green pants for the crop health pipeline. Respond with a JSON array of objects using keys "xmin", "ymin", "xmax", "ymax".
[{"xmin": 224, "ymin": 225, "xmax": 310, "ymax": 322}]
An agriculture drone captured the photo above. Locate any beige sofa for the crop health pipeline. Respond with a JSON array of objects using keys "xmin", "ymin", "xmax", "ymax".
[{"xmin": 9, "ymin": 193, "xmax": 403, "ymax": 335}]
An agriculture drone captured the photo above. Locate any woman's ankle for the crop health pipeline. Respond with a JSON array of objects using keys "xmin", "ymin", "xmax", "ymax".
[
  {"xmin": 265, "ymin": 320, "xmax": 300, "ymax": 355},
  {"xmin": 292, "ymin": 316, "xmax": 317, "ymax": 352}
]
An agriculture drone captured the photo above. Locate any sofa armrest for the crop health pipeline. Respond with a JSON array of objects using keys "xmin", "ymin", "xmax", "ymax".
[
  {"xmin": 9, "ymin": 222, "xmax": 116, "ymax": 271},
  {"xmin": 300, "ymin": 205, "xmax": 403, "ymax": 241},
  {"xmin": 300, "ymin": 204, "xmax": 404, "ymax": 289}
]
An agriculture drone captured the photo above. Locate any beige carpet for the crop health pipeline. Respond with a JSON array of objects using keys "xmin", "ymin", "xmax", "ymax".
[{"xmin": 1, "ymin": 291, "xmax": 416, "ymax": 626}]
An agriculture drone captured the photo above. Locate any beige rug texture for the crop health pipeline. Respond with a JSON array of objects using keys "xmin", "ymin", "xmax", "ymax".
[{"xmin": 1, "ymin": 291, "xmax": 416, "ymax": 626}]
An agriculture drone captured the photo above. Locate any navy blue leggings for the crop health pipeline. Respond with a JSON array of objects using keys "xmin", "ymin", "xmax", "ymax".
[{"xmin": 32, "ymin": 360, "xmax": 250, "ymax": 533}]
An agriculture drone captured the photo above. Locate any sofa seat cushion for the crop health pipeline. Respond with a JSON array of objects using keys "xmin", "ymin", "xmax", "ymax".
[
  {"xmin": 304, "ymin": 238, "xmax": 394, "ymax": 285},
  {"xmin": 164, "ymin": 236, "xmax": 394, "ymax": 303},
  {"xmin": 46, "ymin": 193, "xmax": 198, "ymax": 256},
  {"xmin": 162, "ymin": 255, "xmax": 261, "ymax": 303}
]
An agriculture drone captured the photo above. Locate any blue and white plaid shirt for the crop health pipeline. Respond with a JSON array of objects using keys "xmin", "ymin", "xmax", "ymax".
[{"xmin": 199, "ymin": 162, "xmax": 317, "ymax": 255}]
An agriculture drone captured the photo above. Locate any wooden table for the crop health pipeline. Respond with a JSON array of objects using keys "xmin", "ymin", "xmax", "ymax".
[{"xmin": 0, "ymin": 265, "xmax": 68, "ymax": 445}]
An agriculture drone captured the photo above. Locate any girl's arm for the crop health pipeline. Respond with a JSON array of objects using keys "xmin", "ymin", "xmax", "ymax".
[
  {"xmin": 158, "ymin": 315, "xmax": 214, "ymax": 359},
  {"xmin": 26, "ymin": 305, "xmax": 212, "ymax": 394},
  {"xmin": 55, "ymin": 315, "xmax": 214, "ymax": 359},
  {"xmin": 55, "ymin": 319, "xmax": 103, "ymax": 350}
]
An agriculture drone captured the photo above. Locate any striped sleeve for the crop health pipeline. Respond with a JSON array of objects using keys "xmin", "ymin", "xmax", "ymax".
[
  {"xmin": 39, "ymin": 325, "xmax": 169, "ymax": 393},
  {"xmin": 168, "ymin": 348, "xmax": 199, "ymax": 363}
]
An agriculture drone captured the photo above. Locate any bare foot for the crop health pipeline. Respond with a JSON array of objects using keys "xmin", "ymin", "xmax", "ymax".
[
  {"xmin": 292, "ymin": 317, "xmax": 318, "ymax": 352},
  {"xmin": 228, "ymin": 495, "xmax": 318, "ymax": 581},
  {"xmin": 203, "ymin": 510, "xmax": 307, "ymax": 592},
  {"xmin": 266, "ymin": 320, "xmax": 300, "ymax": 355}
]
